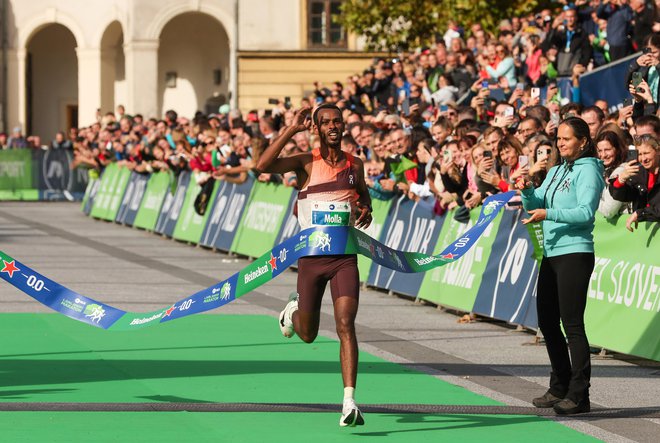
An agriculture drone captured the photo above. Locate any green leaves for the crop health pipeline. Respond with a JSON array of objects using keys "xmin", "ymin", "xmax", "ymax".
[{"xmin": 337, "ymin": 0, "xmax": 553, "ymax": 52}]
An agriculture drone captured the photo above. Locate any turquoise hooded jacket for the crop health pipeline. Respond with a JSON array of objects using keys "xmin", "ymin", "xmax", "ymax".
[{"xmin": 521, "ymin": 157, "xmax": 605, "ymax": 258}]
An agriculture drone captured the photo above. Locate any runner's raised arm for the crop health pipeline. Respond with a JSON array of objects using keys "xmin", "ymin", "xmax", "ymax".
[{"xmin": 255, "ymin": 107, "xmax": 311, "ymax": 175}]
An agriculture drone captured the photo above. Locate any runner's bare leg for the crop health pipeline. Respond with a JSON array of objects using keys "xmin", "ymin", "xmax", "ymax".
[
  {"xmin": 333, "ymin": 296, "xmax": 359, "ymax": 388},
  {"xmin": 292, "ymin": 310, "xmax": 320, "ymax": 343}
]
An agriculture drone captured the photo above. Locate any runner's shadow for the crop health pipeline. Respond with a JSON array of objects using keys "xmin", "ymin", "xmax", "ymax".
[
  {"xmin": 354, "ymin": 414, "xmax": 544, "ymax": 435},
  {"xmin": 0, "ymin": 340, "xmax": 309, "ymax": 358},
  {"xmin": 0, "ymin": 359, "xmax": 406, "ymax": 387}
]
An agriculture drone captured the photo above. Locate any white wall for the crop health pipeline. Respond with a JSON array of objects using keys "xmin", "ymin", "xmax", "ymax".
[{"xmin": 239, "ymin": 0, "xmax": 301, "ymax": 50}]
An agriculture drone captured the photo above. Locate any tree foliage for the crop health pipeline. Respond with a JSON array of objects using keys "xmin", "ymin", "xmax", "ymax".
[{"xmin": 338, "ymin": 0, "xmax": 554, "ymax": 52}]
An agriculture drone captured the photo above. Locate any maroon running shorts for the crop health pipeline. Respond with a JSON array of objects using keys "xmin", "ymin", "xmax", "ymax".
[{"xmin": 296, "ymin": 254, "xmax": 359, "ymax": 312}]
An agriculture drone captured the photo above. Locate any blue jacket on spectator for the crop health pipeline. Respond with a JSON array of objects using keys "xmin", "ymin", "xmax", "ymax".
[
  {"xmin": 597, "ymin": 3, "xmax": 633, "ymax": 48},
  {"xmin": 521, "ymin": 157, "xmax": 605, "ymax": 257}
]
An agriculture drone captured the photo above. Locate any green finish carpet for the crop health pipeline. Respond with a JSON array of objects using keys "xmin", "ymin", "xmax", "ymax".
[{"xmin": 0, "ymin": 314, "xmax": 599, "ymax": 442}]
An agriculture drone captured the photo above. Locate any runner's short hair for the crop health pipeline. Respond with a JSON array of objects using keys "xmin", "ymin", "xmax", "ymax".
[{"xmin": 313, "ymin": 104, "xmax": 342, "ymax": 126}]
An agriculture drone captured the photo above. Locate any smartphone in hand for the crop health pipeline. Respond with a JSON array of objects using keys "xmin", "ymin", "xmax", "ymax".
[
  {"xmin": 531, "ymin": 87, "xmax": 540, "ymax": 100},
  {"xmin": 537, "ymin": 146, "xmax": 550, "ymax": 162}
]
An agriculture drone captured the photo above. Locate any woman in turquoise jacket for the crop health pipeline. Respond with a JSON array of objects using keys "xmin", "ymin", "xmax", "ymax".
[{"xmin": 518, "ymin": 117, "xmax": 605, "ymax": 415}]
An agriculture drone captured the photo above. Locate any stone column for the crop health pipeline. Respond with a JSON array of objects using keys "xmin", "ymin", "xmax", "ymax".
[
  {"xmin": 76, "ymin": 48, "xmax": 102, "ymax": 127},
  {"xmin": 123, "ymin": 39, "xmax": 159, "ymax": 118},
  {"xmin": 6, "ymin": 48, "xmax": 27, "ymax": 131}
]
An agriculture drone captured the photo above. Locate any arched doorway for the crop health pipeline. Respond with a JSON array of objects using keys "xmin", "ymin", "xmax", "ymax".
[
  {"xmin": 26, "ymin": 24, "xmax": 78, "ymax": 140},
  {"xmin": 100, "ymin": 21, "xmax": 126, "ymax": 116},
  {"xmin": 158, "ymin": 12, "xmax": 229, "ymax": 118}
]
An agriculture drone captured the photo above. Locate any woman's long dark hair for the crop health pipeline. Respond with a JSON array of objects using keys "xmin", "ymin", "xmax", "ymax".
[
  {"xmin": 558, "ymin": 117, "xmax": 597, "ymax": 161},
  {"xmin": 594, "ymin": 130, "xmax": 627, "ymax": 176}
]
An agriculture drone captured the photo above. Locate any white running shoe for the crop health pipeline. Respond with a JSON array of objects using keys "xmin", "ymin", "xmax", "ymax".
[
  {"xmin": 339, "ymin": 399, "xmax": 365, "ymax": 427},
  {"xmin": 278, "ymin": 292, "xmax": 299, "ymax": 338}
]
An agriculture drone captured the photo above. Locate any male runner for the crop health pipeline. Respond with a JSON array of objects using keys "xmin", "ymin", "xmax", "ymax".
[{"xmin": 255, "ymin": 104, "xmax": 372, "ymax": 427}]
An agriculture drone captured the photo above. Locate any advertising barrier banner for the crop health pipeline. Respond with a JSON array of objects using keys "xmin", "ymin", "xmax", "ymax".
[
  {"xmin": 155, "ymin": 171, "xmax": 191, "ymax": 237},
  {"xmin": 0, "ymin": 149, "xmax": 37, "ymax": 200},
  {"xmin": 133, "ymin": 172, "xmax": 172, "ymax": 231},
  {"xmin": 104, "ymin": 166, "xmax": 131, "ymax": 222},
  {"xmin": 417, "ymin": 205, "xmax": 503, "ymax": 311},
  {"xmin": 274, "ymin": 190, "xmax": 301, "ymax": 248},
  {"xmin": 81, "ymin": 177, "xmax": 99, "ymax": 215},
  {"xmin": 230, "ymin": 182, "xmax": 294, "ymax": 257},
  {"xmin": 357, "ymin": 197, "xmax": 393, "ymax": 281},
  {"xmin": 367, "ymin": 196, "xmax": 445, "ymax": 297},
  {"xmin": 584, "ymin": 216, "xmax": 659, "ymax": 360},
  {"xmin": 198, "ymin": 177, "xmax": 253, "ymax": 251},
  {"xmin": 89, "ymin": 163, "xmax": 119, "ymax": 220},
  {"xmin": 115, "ymin": 172, "xmax": 150, "ymax": 226},
  {"xmin": 172, "ymin": 180, "xmax": 219, "ymax": 244},
  {"xmin": 35, "ymin": 149, "xmax": 88, "ymax": 201},
  {"xmin": 472, "ymin": 209, "xmax": 539, "ymax": 328}
]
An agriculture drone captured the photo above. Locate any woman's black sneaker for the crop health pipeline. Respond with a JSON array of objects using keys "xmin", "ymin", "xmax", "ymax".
[
  {"xmin": 532, "ymin": 391, "xmax": 563, "ymax": 408},
  {"xmin": 553, "ymin": 398, "xmax": 591, "ymax": 415}
]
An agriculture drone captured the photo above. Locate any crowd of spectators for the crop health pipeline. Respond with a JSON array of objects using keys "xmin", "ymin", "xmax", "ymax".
[{"xmin": 1, "ymin": 1, "xmax": 659, "ymax": 229}]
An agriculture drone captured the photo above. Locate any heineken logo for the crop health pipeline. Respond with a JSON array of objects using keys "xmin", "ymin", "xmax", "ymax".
[
  {"xmin": 356, "ymin": 235, "xmax": 371, "ymax": 250},
  {"xmin": 130, "ymin": 312, "xmax": 163, "ymax": 325},
  {"xmin": 244, "ymin": 265, "xmax": 269, "ymax": 284},
  {"xmin": 414, "ymin": 256, "xmax": 437, "ymax": 266}
]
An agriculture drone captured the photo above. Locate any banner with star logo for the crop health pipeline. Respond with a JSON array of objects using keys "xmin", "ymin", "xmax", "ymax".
[{"xmin": 0, "ymin": 192, "xmax": 514, "ymax": 330}]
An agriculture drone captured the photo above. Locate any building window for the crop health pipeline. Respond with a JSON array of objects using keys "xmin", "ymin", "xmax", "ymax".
[{"xmin": 308, "ymin": 0, "xmax": 346, "ymax": 49}]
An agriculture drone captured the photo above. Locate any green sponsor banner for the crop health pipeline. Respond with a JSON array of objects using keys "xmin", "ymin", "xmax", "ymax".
[
  {"xmin": 417, "ymin": 207, "xmax": 503, "ymax": 311},
  {"xmin": 0, "ymin": 149, "xmax": 35, "ymax": 200},
  {"xmin": 133, "ymin": 172, "xmax": 171, "ymax": 231},
  {"xmin": 172, "ymin": 179, "xmax": 219, "ymax": 243},
  {"xmin": 106, "ymin": 167, "xmax": 132, "ymax": 221},
  {"xmin": 230, "ymin": 182, "xmax": 293, "ymax": 256},
  {"xmin": 585, "ymin": 216, "xmax": 659, "ymax": 360},
  {"xmin": 90, "ymin": 164, "xmax": 119, "ymax": 219},
  {"xmin": 357, "ymin": 198, "xmax": 393, "ymax": 281},
  {"xmin": 89, "ymin": 164, "xmax": 131, "ymax": 221}
]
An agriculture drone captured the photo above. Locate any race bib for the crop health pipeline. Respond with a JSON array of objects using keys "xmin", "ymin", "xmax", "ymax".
[{"xmin": 311, "ymin": 201, "xmax": 351, "ymax": 226}]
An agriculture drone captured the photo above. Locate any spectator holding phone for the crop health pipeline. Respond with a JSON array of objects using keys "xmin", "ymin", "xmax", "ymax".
[
  {"xmin": 527, "ymin": 134, "xmax": 558, "ymax": 188},
  {"xmin": 498, "ymin": 135, "xmax": 527, "ymax": 191},
  {"xmin": 609, "ymin": 134, "xmax": 660, "ymax": 228},
  {"xmin": 518, "ymin": 117, "xmax": 605, "ymax": 415},
  {"xmin": 626, "ymin": 33, "xmax": 660, "ymax": 106},
  {"xmin": 439, "ymin": 140, "xmax": 468, "ymax": 198},
  {"xmin": 595, "ymin": 130, "xmax": 629, "ymax": 218}
]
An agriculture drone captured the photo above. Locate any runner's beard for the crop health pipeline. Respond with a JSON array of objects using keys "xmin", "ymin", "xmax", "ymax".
[{"xmin": 321, "ymin": 131, "xmax": 342, "ymax": 149}]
